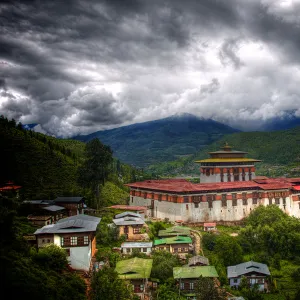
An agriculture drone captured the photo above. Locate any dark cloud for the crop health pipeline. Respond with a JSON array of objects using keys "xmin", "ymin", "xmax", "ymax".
[{"xmin": 1, "ymin": 0, "xmax": 300, "ymax": 136}]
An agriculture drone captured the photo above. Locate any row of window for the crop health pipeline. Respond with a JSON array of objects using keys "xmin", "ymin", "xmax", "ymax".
[
  {"xmin": 61, "ymin": 236, "xmax": 89, "ymax": 247},
  {"xmin": 125, "ymin": 248, "xmax": 148, "ymax": 253},
  {"xmin": 173, "ymin": 247, "xmax": 188, "ymax": 253}
]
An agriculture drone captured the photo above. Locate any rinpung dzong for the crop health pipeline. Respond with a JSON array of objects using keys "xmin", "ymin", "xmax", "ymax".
[{"xmin": 126, "ymin": 144, "xmax": 300, "ymax": 222}]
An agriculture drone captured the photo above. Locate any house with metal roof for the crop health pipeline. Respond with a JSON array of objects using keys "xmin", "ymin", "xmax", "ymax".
[
  {"xmin": 173, "ymin": 266, "xmax": 219, "ymax": 297},
  {"xmin": 113, "ymin": 213, "xmax": 148, "ymax": 241},
  {"xmin": 53, "ymin": 196, "xmax": 85, "ymax": 216},
  {"xmin": 115, "ymin": 257, "xmax": 153, "ymax": 298},
  {"xmin": 154, "ymin": 236, "xmax": 193, "ymax": 257},
  {"xmin": 227, "ymin": 261, "xmax": 270, "ymax": 291},
  {"xmin": 187, "ymin": 255, "xmax": 209, "ymax": 267},
  {"xmin": 158, "ymin": 226, "xmax": 191, "ymax": 238},
  {"xmin": 34, "ymin": 214, "xmax": 101, "ymax": 271},
  {"xmin": 121, "ymin": 242, "xmax": 153, "ymax": 255}
]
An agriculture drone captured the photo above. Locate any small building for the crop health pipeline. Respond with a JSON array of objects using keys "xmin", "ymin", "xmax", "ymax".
[
  {"xmin": 154, "ymin": 236, "xmax": 193, "ymax": 257},
  {"xmin": 34, "ymin": 214, "xmax": 100, "ymax": 271},
  {"xmin": 121, "ymin": 242, "xmax": 153, "ymax": 255},
  {"xmin": 203, "ymin": 223, "xmax": 216, "ymax": 232},
  {"xmin": 173, "ymin": 266, "xmax": 219, "ymax": 297},
  {"xmin": 158, "ymin": 226, "xmax": 191, "ymax": 238},
  {"xmin": 41, "ymin": 205, "xmax": 66, "ymax": 222},
  {"xmin": 53, "ymin": 197, "xmax": 85, "ymax": 216},
  {"xmin": 227, "ymin": 261, "xmax": 270, "ymax": 291},
  {"xmin": 28, "ymin": 215, "xmax": 53, "ymax": 226},
  {"xmin": 113, "ymin": 212, "xmax": 148, "ymax": 241},
  {"xmin": 187, "ymin": 255, "xmax": 209, "ymax": 267},
  {"xmin": 115, "ymin": 257, "xmax": 153, "ymax": 298},
  {"xmin": 108, "ymin": 205, "xmax": 147, "ymax": 218}
]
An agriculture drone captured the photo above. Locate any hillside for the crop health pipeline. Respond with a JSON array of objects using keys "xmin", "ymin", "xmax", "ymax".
[
  {"xmin": 0, "ymin": 116, "xmax": 141, "ymax": 203},
  {"xmin": 147, "ymin": 126, "xmax": 300, "ymax": 178},
  {"xmin": 74, "ymin": 113, "xmax": 239, "ymax": 167}
]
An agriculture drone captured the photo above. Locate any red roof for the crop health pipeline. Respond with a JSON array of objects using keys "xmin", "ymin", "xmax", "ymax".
[
  {"xmin": 108, "ymin": 205, "xmax": 147, "ymax": 211},
  {"xmin": 292, "ymin": 186, "xmax": 300, "ymax": 191},
  {"xmin": 126, "ymin": 177, "xmax": 298, "ymax": 193},
  {"xmin": 0, "ymin": 185, "xmax": 22, "ymax": 191},
  {"xmin": 204, "ymin": 223, "xmax": 216, "ymax": 227}
]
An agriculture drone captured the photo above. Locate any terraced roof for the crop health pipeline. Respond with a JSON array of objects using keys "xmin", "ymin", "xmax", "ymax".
[
  {"xmin": 115, "ymin": 258, "xmax": 153, "ymax": 279},
  {"xmin": 173, "ymin": 266, "xmax": 219, "ymax": 279},
  {"xmin": 154, "ymin": 236, "xmax": 192, "ymax": 246}
]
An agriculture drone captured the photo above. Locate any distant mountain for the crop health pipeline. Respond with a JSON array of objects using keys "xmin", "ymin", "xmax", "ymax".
[
  {"xmin": 260, "ymin": 115, "xmax": 300, "ymax": 131},
  {"xmin": 147, "ymin": 126, "xmax": 300, "ymax": 178},
  {"xmin": 74, "ymin": 113, "xmax": 240, "ymax": 167}
]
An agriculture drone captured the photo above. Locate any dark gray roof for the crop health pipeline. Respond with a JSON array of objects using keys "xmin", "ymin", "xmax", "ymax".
[
  {"xmin": 42, "ymin": 205, "xmax": 65, "ymax": 212},
  {"xmin": 121, "ymin": 242, "xmax": 153, "ymax": 248},
  {"xmin": 24, "ymin": 200, "xmax": 54, "ymax": 205},
  {"xmin": 115, "ymin": 211, "xmax": 141, "ymax": 219},
  {"xmin": 34, "ymin": 214, "xmax": 100, "ymax": 235},
  {"xmin": 227, "ymin": 261, "xmax": 270, "ymax": 278},
  {"xmin": 188, "ymin": 256, "xmax": 209, "ymax": 266},
  {"xmin": 54, "ymin": 197, "xmax": 84, "ymax": 203},
  {"xmin": 113, "ymin": 216, "xmax": 145, "ymax": 226}
]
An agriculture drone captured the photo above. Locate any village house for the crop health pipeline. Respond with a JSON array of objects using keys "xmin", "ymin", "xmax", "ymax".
[
  {"xmin": 173, "ymin": 266, "xmax": 219, "ymax": 299},
  {"xmin": 41, "ymin": 205, "xmax": 66, "ymax": 222},
  {"xmin": 108, "ymin": 205, "xmax": 147, "ymax": 219},
  {"xmin": 227, "ymin": 261, "xmax": 270, "ymax": 291},
  {"xmin": 158, "ymin": 226, "xmax": 191, "ymax": 238},
  {"xmin": 203, "ymin": 222, "xmax": 216, "ymax": 232},
  {"xmin": 121, "ymin": 242, "xmax": 153, "ymax": 255},
  {"xmin": 113, "ymin": 211, "xmax": 149, "ymax": 241},
  {"xmin": 34, "ymin": 214, "xmax": 100, "ymax": 271},
  {"xmin": 153, "ymin": 236, "xmax": 193, "ymax": 257},
  {"xmin": 187, "ymin": 255, "xmax": 209, "ymax": 267},
  {"xmin": 27, "ymin": 214, "xmax": 54, "ymax": 226},
  {"xmin": 53, "ymin": 196, "xmax": 85, "ymax": 216},
  {"xmin": 115, "ymin": 257, "xmax": 153, "ymax": 299}
]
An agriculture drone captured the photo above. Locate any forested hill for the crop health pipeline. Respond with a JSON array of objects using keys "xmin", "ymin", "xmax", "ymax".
[
  {"xmin": 0, "ymin": 116, "xmax": 141, "ymax": 202},
  {"xmin": 147, "ymin": 126, "xmax": 300, "ymax": 178},
  {"xmin": 74, "ymin": 113, "xmax": 239, "ymax": 167}
]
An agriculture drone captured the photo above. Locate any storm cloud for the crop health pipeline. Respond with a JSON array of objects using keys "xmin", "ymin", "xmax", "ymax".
[{"xmin": 1, "ymin": 0, "xmax": 300, "ymax": 136}]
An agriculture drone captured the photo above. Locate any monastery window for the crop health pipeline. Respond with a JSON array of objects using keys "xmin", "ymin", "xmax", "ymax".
[
  {"xmin": 71, "ymin": 236, "xmax": 77, "ymax": 246},
  {"xmin": 173, "ymin": 195, "xmax": 178, "ymax": 202},
  {"xmin": 151, "ymin": 193, "xmax": 154, "ymax": 199},
  {"xmin": 227, "ymin": 173, "xmax": 231, "ymax": 182},
  {"xmin": 268, "ymin": 198, "xmax": 272, "ymax": 205},
  {"xmin": 184, "ymin": 196, "xmax": 189, "ymax": 203},
  {"xmin": 158, "ymin": 194, "xmax": 162, "ymax": 201},
  {"xmin": 194, "ymin": 203, "xmax": 199, "ymax": 208},
  {"xmin": 132, "ymin": 191, "xmax": 135, "ymax": 196},
  {"xmin": 143, "ymin": 248, "xmax": 147, "ymax": 252},
  {"xmin": 275, "ymin": 198, "xmax": 280, "ymax": 205},
  {"xmin": 143, "ymin": 192, "xmax": 147, "ymax": 199},
  {"xmin": 298, "ymin": 202, "xmax": 300, "ymax": 209},
  {"xmin": 283, "ymin": 198, "xmax": 286, "ymax": 206},
  {"xmin": 243, "ymin": 198, "xmax": 247, "ymax": 206},
  {"xmin": 249, "ymin": 172, "xmax": 252, "ymax": 180},
  {"xmin": 252, "ymin": 198, "xmax": 257, "ymax": 205},
  {"xmin": 220, "ymin": 171, "xmax": 224, "ymax": 182},
  {"xmin": 186, "ymin": 204, "xmax": 189, "ymax": 210},
  {"xmin": 207, "ymin": 195, "xmax": 214, "ymax": 209},
  {"xmin": 222, "ymin": 194, "xmax": 227, "ymax": 207},
  {"xmin": 131, "ymin": 197, "xmax": 133, "ymax": 203}
]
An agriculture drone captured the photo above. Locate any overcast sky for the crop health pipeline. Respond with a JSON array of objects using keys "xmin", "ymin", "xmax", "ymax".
[{"xmin": 1, "ymin": 0, "xmax": 300, "ymax": 136}]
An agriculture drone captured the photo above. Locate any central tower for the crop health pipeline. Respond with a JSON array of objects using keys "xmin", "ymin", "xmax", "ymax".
[{"xmin": 195, "ymin": 143, "xmax": 261, "ymax": 183}]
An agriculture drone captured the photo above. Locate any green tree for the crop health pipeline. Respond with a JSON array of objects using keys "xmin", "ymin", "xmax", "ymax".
[
  {"xmin": 151, "ymin": 251, "xmax": 181, "ymax": 282},
  {"xmin": 155, "ymin": 283, "xmax": 185, "ymax": 300},
  {"xmin": 195, "ymin": 276, "xmax": 227, "ymax": 300},
  {"xmin": 214, "ymin": 235, "xmax": 243, "ymax": 267},
  {"xmin": 90, "ymin": 267, "xmax": 135, "ymax": 300}
]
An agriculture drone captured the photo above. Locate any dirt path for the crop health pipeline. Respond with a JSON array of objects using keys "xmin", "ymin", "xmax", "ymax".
[{"xmin": 190, "ymin": 229, "xmax": 204, "ymax": 256}]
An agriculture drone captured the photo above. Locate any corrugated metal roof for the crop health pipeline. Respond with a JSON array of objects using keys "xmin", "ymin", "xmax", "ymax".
[
  {"xmin": 34, "ymin": 214, "xmax": 100, "ymax": 234},
  {"xmin": 54, "ymin": 197, "xmax": 84, "ymax": 203},
  {"xmin": 121, "ymin": 242, "xmax": 153, "ymax": 248},
  {"xmin": 113, "ymin": 216, "xmax": 145, "ymax": 226},
  {"xmin": 115, "ymin": 212, "xmax": 141, "ymax": 219},
  {"xmin": 115, "ymin": 258, "xmax": 153, "ymax": 279},
  {"xmin": 173, "ymin": 266, "xmax": 219, "ymax": 279},
  {"xmin": 188, "ymin": 256, "xmax": 209, "ymax": 266},
  {"xmin": 158, "ymin": 226, "xmax": 191, "ymax": 237},
  {"xmin": 227, "ymin": 261, "xmax": 270, "ymax": 278},
  {"xmin": 154, "ymin": 236, "xmax": 192, "ymax": 246},
  {"xmin": 42, "ymin": 205, "xmax": 65, "ymax": 212}
]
